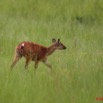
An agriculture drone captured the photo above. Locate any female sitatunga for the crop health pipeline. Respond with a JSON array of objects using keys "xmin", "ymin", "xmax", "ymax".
[{"xmin": 10, "ymin": 38, "xmax": 66, "ymax": 70}]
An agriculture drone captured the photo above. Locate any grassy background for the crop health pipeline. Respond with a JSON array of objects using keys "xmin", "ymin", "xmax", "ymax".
[{"xmin": 0, "ymin": 0, "xmax": 103, "ymax": 103}]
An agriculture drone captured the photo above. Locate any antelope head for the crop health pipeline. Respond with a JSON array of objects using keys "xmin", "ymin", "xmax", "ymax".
[{"xmin": 52, "ymin": 38, "xmax": 66, "ymax": 50}]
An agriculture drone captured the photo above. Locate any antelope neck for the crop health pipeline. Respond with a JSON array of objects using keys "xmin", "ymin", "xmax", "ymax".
[{"xmin": 46, "ymin": 45, "xmax": 56, "ymax": 56}]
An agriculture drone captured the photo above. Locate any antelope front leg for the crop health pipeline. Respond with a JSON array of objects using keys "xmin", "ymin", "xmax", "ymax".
[
  {"xmin": 42, "ymin": 58, "xmax": 52, "ymax": 69},
  {"xmin": 34, "ymin": 61, "xmax": 39, "ymax": 69},
  {"xmin": 34, "ymin": 54, "xmax": 39, "ymax": 69}
]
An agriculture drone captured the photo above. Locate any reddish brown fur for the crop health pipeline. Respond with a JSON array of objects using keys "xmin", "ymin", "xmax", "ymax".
[{"xmin": 10, "ymin": 39, "xmax": 66, "ymax": 70}]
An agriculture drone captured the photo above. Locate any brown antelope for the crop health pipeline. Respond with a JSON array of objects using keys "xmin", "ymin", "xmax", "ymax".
[{"xmin": 10, "ymin": 38, "xmax": 66, "ymax": 70}]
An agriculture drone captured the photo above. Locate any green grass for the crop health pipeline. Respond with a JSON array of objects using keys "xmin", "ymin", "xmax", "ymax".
[{"xmin": 0, "ymin": 0, "xmax": 103, "ymax": 103}]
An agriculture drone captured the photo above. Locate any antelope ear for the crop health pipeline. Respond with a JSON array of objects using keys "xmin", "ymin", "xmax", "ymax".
[
  {"xmin": 58, "ymin": 39, "xmax": 60, "ymax": 43},
  {"xmin": 52, "ymin": 38, "xmax": 56, "ymax": 43}
]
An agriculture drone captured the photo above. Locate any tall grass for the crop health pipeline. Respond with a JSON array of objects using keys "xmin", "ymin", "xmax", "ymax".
[{"xmin": 0, "ymin": 0, "xmax": 103, "ymax": 103}]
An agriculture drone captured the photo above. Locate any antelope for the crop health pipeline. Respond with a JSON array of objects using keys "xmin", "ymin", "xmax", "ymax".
[{"xmin": 10, "ymin": 38, "xmax": 66, "ymax": 70}]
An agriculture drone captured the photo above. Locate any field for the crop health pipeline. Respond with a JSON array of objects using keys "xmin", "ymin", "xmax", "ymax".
[{"xmin": 0, "ymin": 0, "xmax": 103, "ymax": 103}]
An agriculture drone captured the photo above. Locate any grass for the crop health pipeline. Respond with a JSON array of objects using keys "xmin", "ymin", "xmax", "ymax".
[{"xmin": 0, "ymin": 0, "xmax": 103, "ymax": 103}]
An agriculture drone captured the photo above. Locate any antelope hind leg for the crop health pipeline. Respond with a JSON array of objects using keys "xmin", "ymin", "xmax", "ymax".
[
  {"xmin": 10, "ymin": 55, "xmax": 21, "ymax": 70},
  {"xmin": 25, "ymin": 58, "xmax": 31, "ymax": 70}
]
